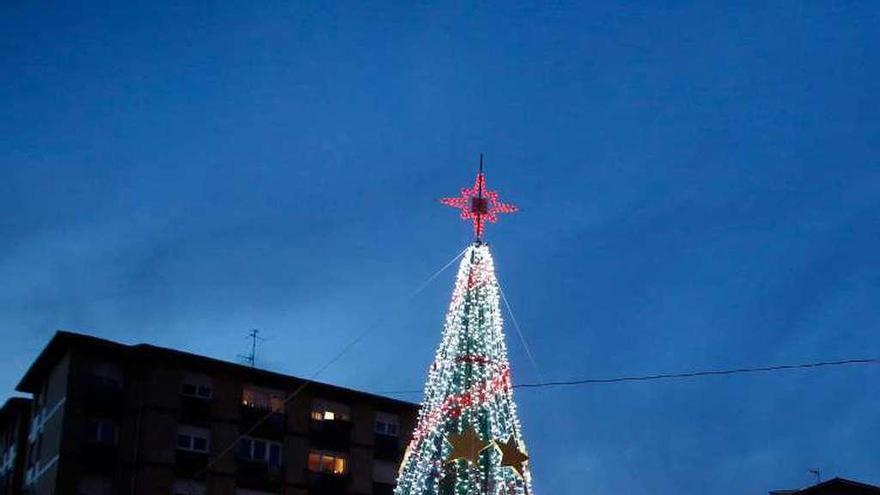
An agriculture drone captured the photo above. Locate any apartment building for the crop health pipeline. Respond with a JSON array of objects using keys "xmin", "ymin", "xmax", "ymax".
[
  {"xmin": 0, "ymin": 397, "xmax": 32, "ymax": 494},
  {"xmin": 8, "ymin": 331, "xmax": 417, "ymax": 495}
]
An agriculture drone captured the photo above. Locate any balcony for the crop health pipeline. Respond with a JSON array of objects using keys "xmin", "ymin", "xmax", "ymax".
[
  {"xmin": 309, "ymin": 419, "xmax": 352, "ymax": 452},
  {"xmin": 239, "ymin": 405, "xmax": 285, "ymax": 439},
  {"xmin": 80, "ymin": 442, "xmax": 118, "ymax": 473},
  {"xmin": 374, "ymin": 434, "xmax": 400, "ymax": 461},
  {"xmin": 373, "ymin": 482, "xmax": 395, "ymax": 495},
  {"xmin": 180, "ymin": 396, "xmax": 212, "ymax": 426},
  {"xmin": 174, "ymin": 450, "xmax": 209, "ymax": 479},
  {"xmin": 236, "ymin": 459, "xmax": 283, "ymax": 491},
  {"xmin": 306, "ymin": 471, "xmax": 349, "ymax": 495}
]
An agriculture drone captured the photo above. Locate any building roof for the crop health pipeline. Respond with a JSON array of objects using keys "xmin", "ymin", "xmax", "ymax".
[
  {"xmin": 0, "ymin": 397, "xmax": 32, "ymax": 426},
  {"xmin": 772, "ymin": 477, "xmax": 880, "ymax": 495},
  {"xmin": 16, "ymin": 331, "xmax": 117, "ymax": 392},
  {"xmin": 16, "ymin": 330, "xmax": 417, "ymax": 410}
]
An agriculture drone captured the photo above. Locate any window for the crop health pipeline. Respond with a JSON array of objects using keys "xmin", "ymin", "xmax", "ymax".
[
  {"xmin": 176, "ymin": 426, "xmax": 210, "ymax": 453},
  {"xmin": 181, "ymin": 373, "xmax": 213, "ymax": 399},
  {"xmin": 241, "ymin": 386, "xmax": 284, "ymax": 413},
  {"xmin": 1, "ymin": 445, "xmax": 14, "ymax": 474},
  {"xmin": 84, "ymin": 419, "xmax": 117, "ymax": 444},
  {"xmin": 171, "ymin": 481, "xmax": 205, "ymax": 495},
  {"xmin": 238, "ymin": 437, "xmax": 282, "ymax": 467},
  {"xmin": 27, "ymin": 442, "xmax": 40, "ymax": 467},
  {"xmin": 374, "ymin": 413, "xmax": 399, "ymax": 436},
  {"xmin": 311, "ymin": 400, "xmax": 350, "ymax": 422},
  {"xmin": 307, "ymin": 450, "xmax": 347, "ymax": 475}
]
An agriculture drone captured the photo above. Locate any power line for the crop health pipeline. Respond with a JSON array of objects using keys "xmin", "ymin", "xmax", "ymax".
[
  {"xmin": 376, "ymin": 358, "xmax": 880, "ymax": 395},
  {"xmin": 187, "ymin": 245, "xmax": 468, "ymax": 483}
]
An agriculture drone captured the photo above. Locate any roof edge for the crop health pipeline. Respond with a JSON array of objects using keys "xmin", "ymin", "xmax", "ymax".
[
  {"xmin": 15, "ymin": 330, "xmax": 417, "ymax": 407},
  {"xmin": 16, "ymin": 330, "xmax": 128, "ymax": 393}
]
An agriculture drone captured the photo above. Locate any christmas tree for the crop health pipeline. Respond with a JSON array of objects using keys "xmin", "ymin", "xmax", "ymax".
[{"xmin": 395, "ymin": 160, "xmax": 533, "ymax": 495}]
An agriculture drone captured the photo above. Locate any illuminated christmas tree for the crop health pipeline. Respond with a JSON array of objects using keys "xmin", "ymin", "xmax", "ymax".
[{"xmin": 395, "ymin": 159, "xmax": 533, "ymax": 495}]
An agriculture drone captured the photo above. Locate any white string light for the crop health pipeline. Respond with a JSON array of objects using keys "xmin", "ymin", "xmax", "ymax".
[{"xmin": 395, "ymin": 243, "xmax": 533, "ymax": 495}]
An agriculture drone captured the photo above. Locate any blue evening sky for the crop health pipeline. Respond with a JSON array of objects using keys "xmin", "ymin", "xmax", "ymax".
[{"xmin": 1, "ymin": 2, "xmax": 878, "ymax": 493}]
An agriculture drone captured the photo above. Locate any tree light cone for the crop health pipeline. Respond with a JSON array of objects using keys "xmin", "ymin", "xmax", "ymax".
[{"xmin": 395, "ymin": 243, "xmax": 534, "ymax": 495}]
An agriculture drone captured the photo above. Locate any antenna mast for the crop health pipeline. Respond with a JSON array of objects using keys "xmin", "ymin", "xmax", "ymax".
[{"xmin": 237, "ymin": 329, "xmax": 262, "ymax": 367}]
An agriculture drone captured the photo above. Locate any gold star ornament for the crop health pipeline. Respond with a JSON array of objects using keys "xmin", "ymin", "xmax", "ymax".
[
  {"xmin": 495, "ymin": 436, "xmax": 529, "ymax": 477},
  {"xmin": 446, "ymin": 426, "xmax": 491, "ymax": 464}
]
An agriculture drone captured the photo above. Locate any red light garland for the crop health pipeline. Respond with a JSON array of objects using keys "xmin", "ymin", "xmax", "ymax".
[
  {"xmin": 440, "ymin": 159, "xmax": 517, "ymax": 240},
  {"xmin": 407, "ymin": 365, "xmax": 513, "ymax": 450}
]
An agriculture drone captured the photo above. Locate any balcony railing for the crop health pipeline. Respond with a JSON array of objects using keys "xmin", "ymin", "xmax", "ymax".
[
  {"xmin": 236, "ymin": 458, "xmax": 283, "ymax": 491},
  {"xmin": 239, "ymin": 405, "xmax": 286, "ymax": 439},
  {"xmin": 81, "ymin": 377, "xmax": 124, "ymax": 417},
  {"xmin": 308, "ymin": 419, "xmax": 352, "ymax": 452},
  {"xmin": 180, "ymin": 395, "xmax": 212, "ymax": 426},
  {"xmin": 80, "ymin": 442, "xmax": 118, "ymax": 473},
  {"xmin": 374, "ymin": 434, "xmax": 401, "ymax": 461},
  {"xmin": 306, "ymin": 470, "xmax": 350, "ymax": 495},
  {"xmin": 174, "ymin": 449, "xmax": 209, "ymax": 478}
]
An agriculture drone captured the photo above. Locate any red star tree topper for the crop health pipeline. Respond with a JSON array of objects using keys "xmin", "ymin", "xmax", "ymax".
[{"xmin": 440, "ymin": 156, "xmax": 518, "ymax": 240}]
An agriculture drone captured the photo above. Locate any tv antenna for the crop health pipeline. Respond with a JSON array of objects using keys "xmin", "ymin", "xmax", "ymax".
[
  {"xmin": 237, "ymin": 329, "xmax": 265, "ymax": 368},
  {"xmin": 808, "ymin": 468, "xmax": 821, "ymax": 484}
]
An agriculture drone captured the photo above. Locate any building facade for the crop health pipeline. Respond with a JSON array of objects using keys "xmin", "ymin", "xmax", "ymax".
[
  {"xmin": 0, "ymin": 397, "xmax": 32, "ymax": 495},
  {"xmin": 8, "ymin": 331, "xmax": 417, "ymax": 495}
]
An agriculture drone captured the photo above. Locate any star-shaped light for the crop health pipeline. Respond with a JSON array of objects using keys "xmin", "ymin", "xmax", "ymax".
[
  {"xmin": 446, "ymin": 426, "xmax": 492, "ymax": 464},
  {"xmin": 494, "ymin": 436, "xmax": 529, "ymax": 478},
  {"xmin": 440, "ymin": 157, "xmax": 517, "ymax": 240}
]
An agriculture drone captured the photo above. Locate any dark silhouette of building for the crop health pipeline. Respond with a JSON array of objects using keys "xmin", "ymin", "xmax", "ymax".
[
  {"xmin": 0, "ymin": 397, "xmax": 32, "ymax": 495},
  {"xmin": 770, "ymin": 477, "xmax": 880, "ymax": 495},
  {"xmin": 6, "ymin": 330, "xmax": 417, "ymax": 495}
]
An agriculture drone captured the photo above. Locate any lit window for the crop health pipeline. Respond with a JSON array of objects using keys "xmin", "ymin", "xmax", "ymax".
[
  {"xmin": 308, "ymin": 450, "xmax": 347, "ymax": 475},
  {"xmin": 176, "ymin": 426, "xmax": 210, "ymax": 453},
  {"xmin": 322, "ymin": 454, "xmax": 335, "ymax": 472},
  {"xmin": 311, "ymin": 400, "xmax": 350, "ymax": 422},
  {"xmin": 238, "ymin": 436, "xmax": 282, "ymax": 467},
  {"xmin": 241, "ymin": 386, "xmax": 284, "ymax": 413}
]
